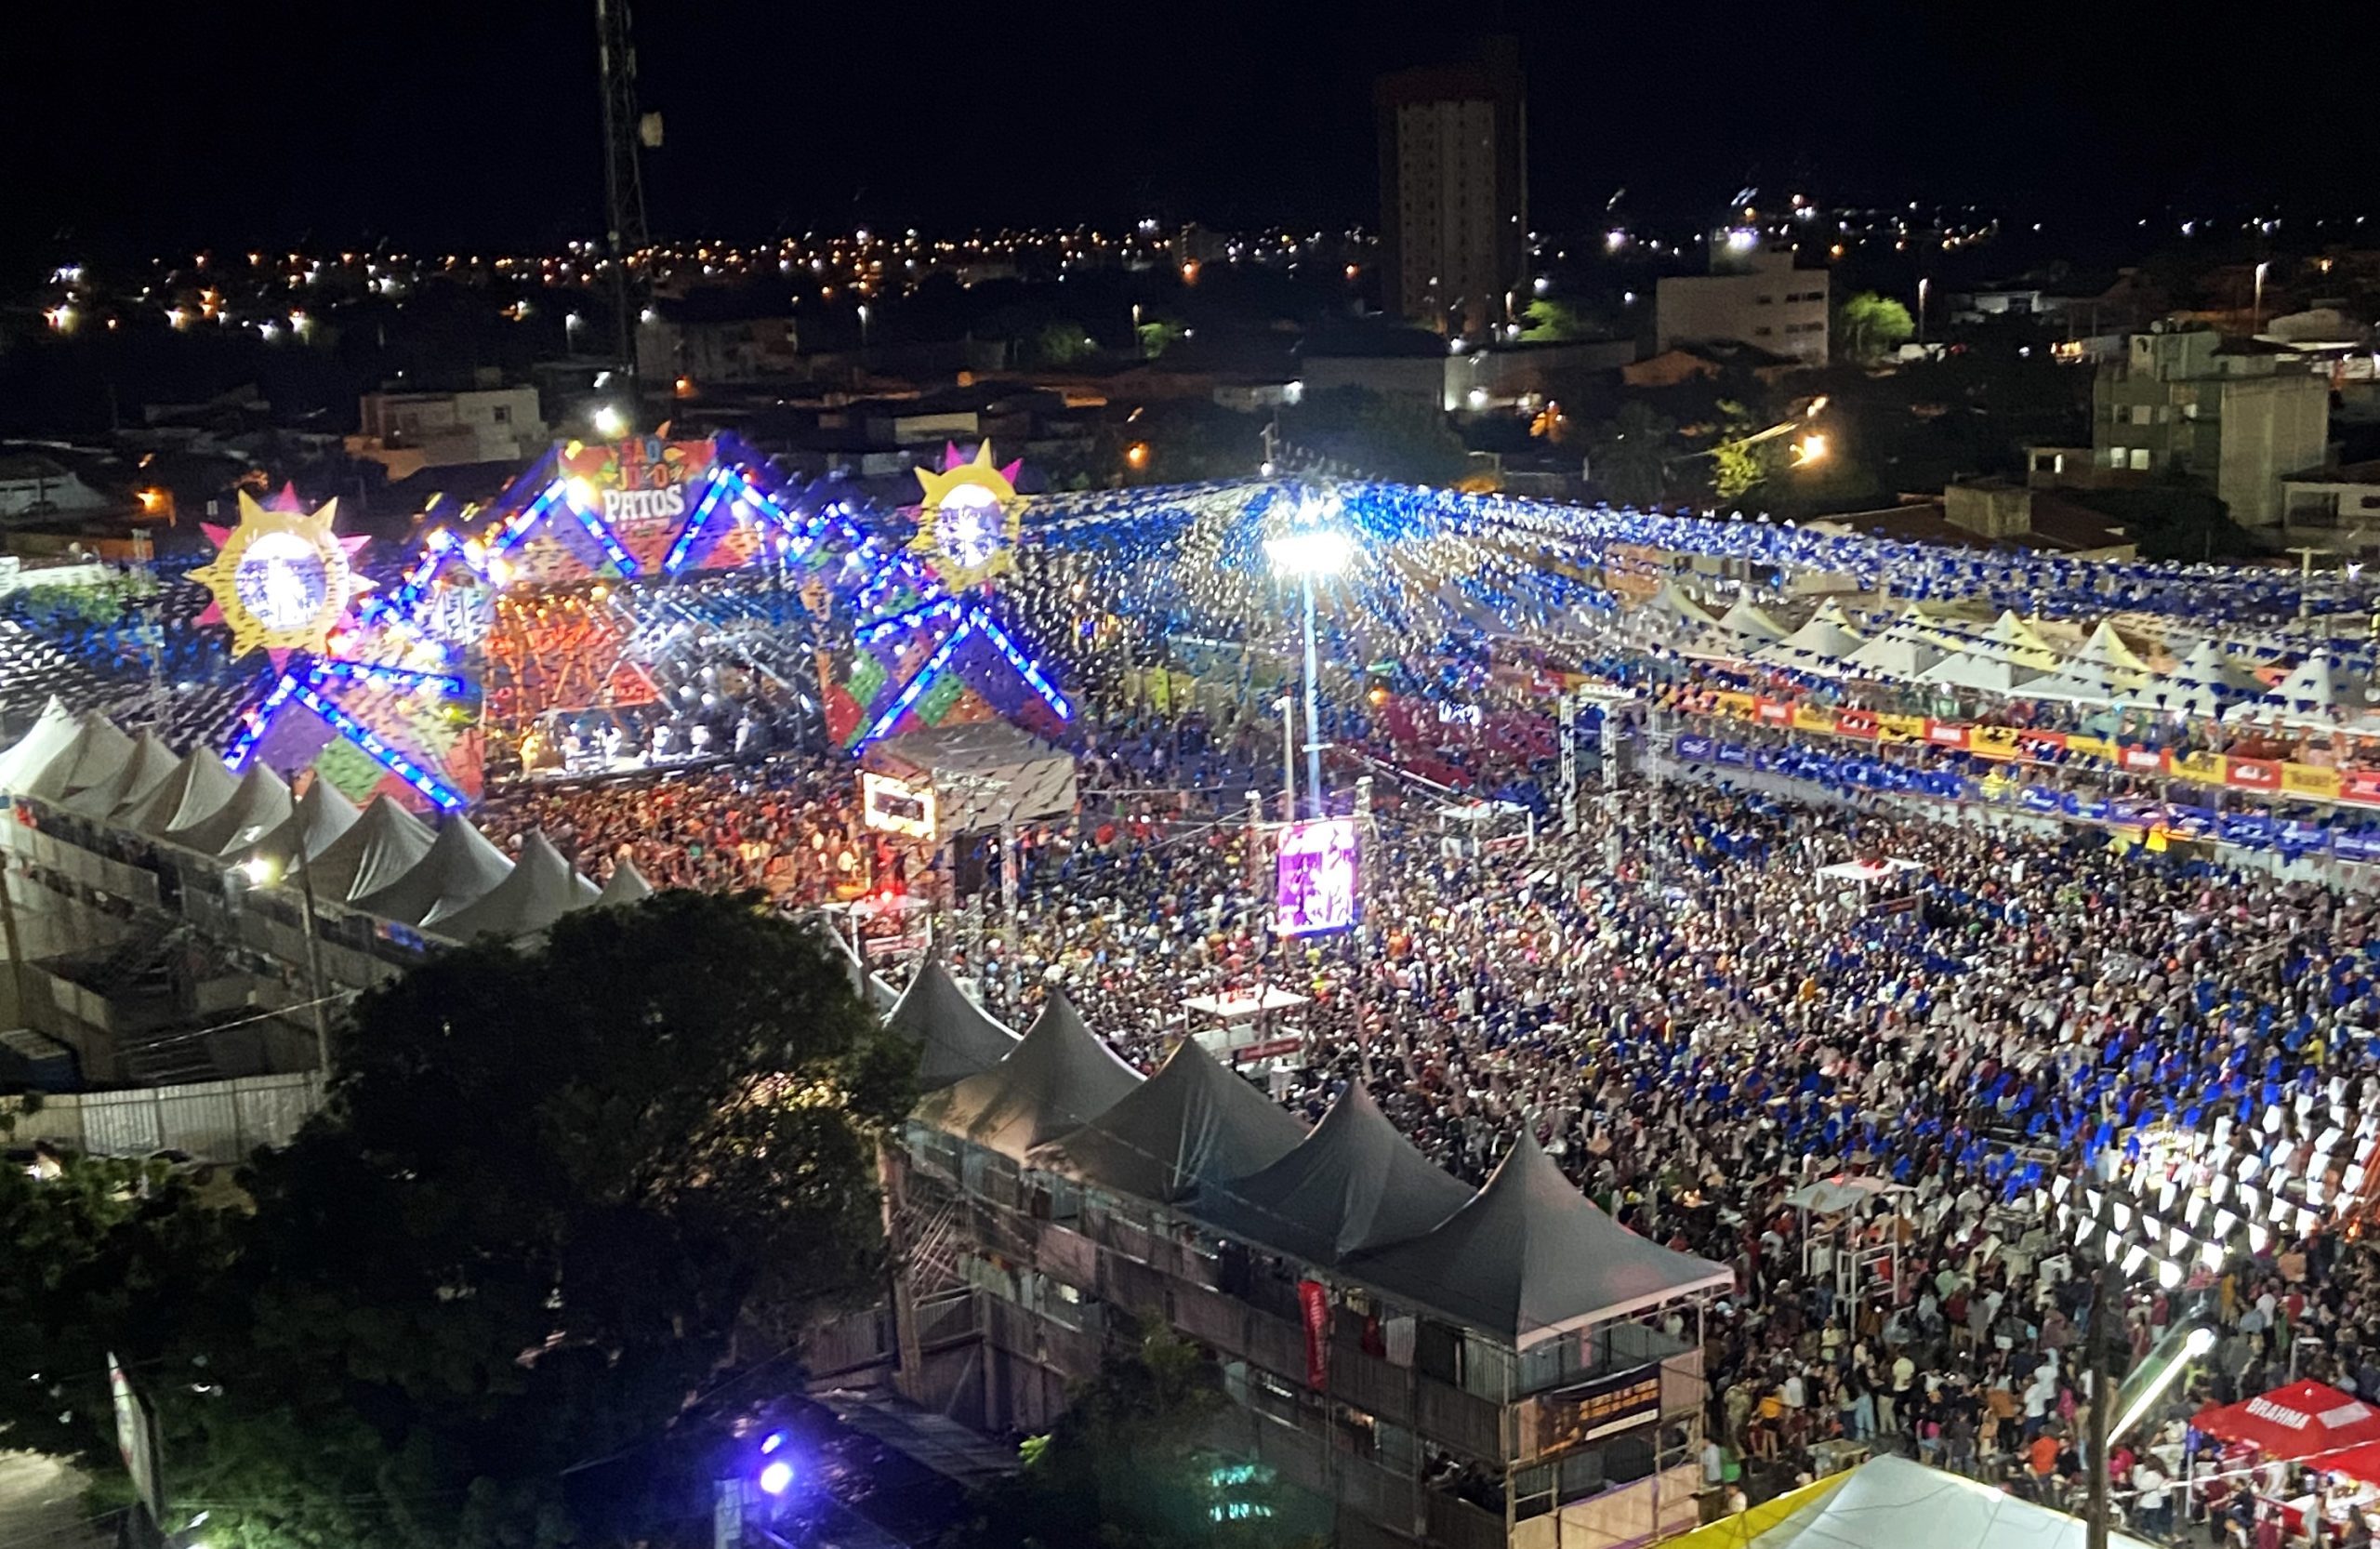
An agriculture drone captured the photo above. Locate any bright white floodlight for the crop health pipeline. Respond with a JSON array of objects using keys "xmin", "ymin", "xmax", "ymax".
[{"xmin": 1264, "ymin": 530, "xmax": 1353, "ymax": 576}]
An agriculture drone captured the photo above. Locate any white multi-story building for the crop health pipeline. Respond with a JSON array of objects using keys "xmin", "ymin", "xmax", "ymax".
[
  {"xmin": 1654, "ymin": 246, "xmax": 1830, "ymax": 366},
  {"xmin": 350, "ymin": 385, "xmax": 549, "ymax": 478}
]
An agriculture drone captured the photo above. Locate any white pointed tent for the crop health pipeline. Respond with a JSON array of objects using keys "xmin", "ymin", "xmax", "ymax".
[
  {"xmin": 128, "ymin": 750, "xmax": 240, "ymax": 838},
  {"xmin": 1755, "ymin": 601, "xmax": 1864, "ymax": 673},
  {"xmin": 245, "ymin": 780, "xmax": 364, "ymax": 874},
  {"xmin": 2127, "ymin": 639, "xmax": 2270, "ymax": 720},
  {"xmin": 165, "ymin": 764, "xmax": 292, "ymax": 856},
  {"xmin": 1343, "ymin": 1132, "xmax": 1731, "ymax": 1348},
  {"xmin": 1712, "ymin": 596, "xmax": 1788, "ymax": 646},
  {"xmin": 1916, "ymin": 609, "xmax": 2059, "ymax": 693},
  {"xmin": 1670, "ymin": 1454, "xmax": 2158, "ymax": 1549},
  {"xmin": 352, "ymin": 815, "xmax": 514, "ymax": 927},
  {"xmin": 1029, "ymin": 1037, "xmax": 1308, "ymax": 1205},
  {"xmin": 1841, "ymin": 622, "xmax": 1945, "ymax": 681},
  {"xmin": 22, "ymin": 714, "xmax": 135, "ymax": 801},
  {"xmin": 0, "ymin": 700, "xmax": 82, "ymax": 792},
  {"xmin": 1643, "ymin": 579, "xmax": 1719, "ymax": 633},
  {"xmin": 1186, "ymin": 1082, "xmax": 1477, "ymax": 1265},
  {"xmin": 2075, "ymin": 619, "xmax": 2151, "ymax": 674},
  {"xmin": 884, "ymin": 959, "xmax": 1022, "ymax": 1092},
  {"xmin": 429, "ymin": 831, "xmax": 599, "ymax": 941},
  {"xmin": 2017, "ymin": 623, "xmax": 2157, "ymax": 706},
  {"xmin": 595, "ymin": 860, "xmax": 652, "ymax": 907},
  {"xmin": 60, "ymin": 731, "xmax": 180, "ymax": 821},
  {"xmin": 2225, "ymin": 653, "xmax": 2373, "ymax": 728},
  {"xmin": 914, "ymin": 991, "xmax": 1144, "ymax": 1162},
  {"xmin": 301, "ymin": 794, "xmax": 434, "ymax": 903}
]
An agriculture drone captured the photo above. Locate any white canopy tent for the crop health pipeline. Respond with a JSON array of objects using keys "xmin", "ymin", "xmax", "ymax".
[
  {"xmin": 22, "ymin": 714, "xmax": 135, "ymax": 802},
  {"xmin": 245, "ymin": 780, "xmax": 364, "ymax": 874},
  {"xmin": 1916, "ymin": 610, "xmax": 2059, "ymax": 694},
  {"xmin": 1675, "ymin": 1455, "xmax": 2158, "ymax": 1549},
  {"xmin": 127, "ymin": 749, "xmax": 240, "ymax": 839},
  {"xmin": 1841, "ymin": 623, "xmax": 1946, "ymax": 682},
  {"xmin": 60, "ymin": 731, "xmax": 180, "ymax": 822},
  {"xmin": 164, "ymin": 764, "xmax": 292, "ymax": 857},
  {"xmin": 594, "ymin": 859, "xmax": 653, "ymax": 907},
  {"xmin": 2124, "ymin": 639, "xmax": 2270, "ymax": 720},
  {"xmin": 884, "ymin": 958, "xmax": 1022, "ymax": 1092},
  {"xmin": 1029, "ymin": 1036, "xmax": 1306, "ymax": 1204},
  {"xmin": 428, "ymin": 831, "xmax": 599, "ymax": 941},
  {"xmin": 0, "ymin": 699, "xmax": 81, "ymax": 792},
  {"xmin": 353, "ymin": 815, "xmax": 515, "ymax": 927},
  {"xmin": 1712, "ymin": 596, "xmax": 1788, "ymax": 646},
  {"xmin": 913, "ymin": 991, "xmax": 1144, "ymax": 1162},
  {"xmin": 301, "ymin": 794, "xmax": 435, "ymax": 903},
  {"xmin": 1755, "ymin": 602, "xmax": 1865, "ymax": 674},
  {"xmin": 2224, "ymin": 653, "xmax": 2374, "ymax": 729}
]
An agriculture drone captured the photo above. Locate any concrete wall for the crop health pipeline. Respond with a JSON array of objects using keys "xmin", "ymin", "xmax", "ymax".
[
  {"xmin": 2219, "ymin": 373, "xmax": 2333, "ymax": 528},
  {"xmin": 1654, "ymin": 258, "xmax": 1829, "ymax": 364}
]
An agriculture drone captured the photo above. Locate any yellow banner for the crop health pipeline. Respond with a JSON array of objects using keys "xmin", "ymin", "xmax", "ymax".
[
  {"xmin": 1713, "ymin": 692, "xmax": 1758, "ymax": 722},
  {"xmin": 2065, "ymin": 735, "xmax": 2114, "ymax": 762},
  {"xmin": 1969, "ymin": 726, "xmax": 2023, "ymax": 761},
  {"xmin": 2169, "ymin": 750, "xmax": 2227, "ymax": 785},
  {"xmin": 1792, "ymin": 705, "xmax": 1837, "ymax": 735},
  {"xmin": 1877, "ymin": 713, "xmax": 1928, "ymax": 745},
  {"xmin": 2282, "ymin": 762, "xmax": 2343, "ymax": 800}
]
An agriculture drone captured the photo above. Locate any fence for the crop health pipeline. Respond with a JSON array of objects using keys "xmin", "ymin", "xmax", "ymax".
[{"xmin": 1, "ymin": 1070, "xmax": 325, "ymax": 1160}]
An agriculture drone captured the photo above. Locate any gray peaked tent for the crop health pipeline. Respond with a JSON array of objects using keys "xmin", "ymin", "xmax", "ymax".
[
  {"xmin": 165, "ymin": 764, "xmax": 292, "ymax": 856},
  {"xmin": 128, "ymin": 749, "xmax": 240, "ymax": 838},
  {"xmin": 594, "ymin": 860, "xmax": 653, "ymax": 906},
  {"xmin": 1185, "ymin": 1082, "xmax": 1476, "ymax": 1265},
  {"xmin": 23, "ymin": 714, "xmax": 135, "ymax": 801},
  {"xmin": 1029, "ymin": 1037, "xmax": 1307, "ymax": 1205},
  {"xmin": 1344, "ymin": 1132, "xmax": 1731, "ymax": 1349},
  {"xmin": 299, "ymin": 794, "xmax": 433, "ymax": 903},
  {"xmin": 244, "ymin": 780, "xmax": 364, "ymax": 874},
  {"xmin": 428, "ymin": 831, "xmax": 600, "ymax": 941},
  {"xmin": 1712, "ymin": 597, "xmax": 1788, "ymax": 647},
  {"xmin": 884, "ymin": 959, "xmax": 1021, "ymax": 1091},
  {"xmin": 352, "ymin": 814, "xmax": 514, "ymax": 927},
  {"xmin": 914, "ymin": 991, "xmax": 1144, "ymax": 1161},
  {"xmin": 60, "ymin": 731, "xmax": 180, "ymax": 821},
  {"xmin": 0, "ymin": 699, "xmax": 81, "ymax": 791}
]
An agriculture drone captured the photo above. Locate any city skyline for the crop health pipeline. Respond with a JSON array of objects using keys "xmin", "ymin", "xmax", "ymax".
[{"xmin": 9, "ymin": 0, "xmax": 2376, "ymax": 263}]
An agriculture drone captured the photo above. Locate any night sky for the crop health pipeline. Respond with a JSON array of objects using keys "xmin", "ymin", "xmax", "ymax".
[{"xmin": 9, "ymin": 0, "xmax": 2372, "ymax": 258}]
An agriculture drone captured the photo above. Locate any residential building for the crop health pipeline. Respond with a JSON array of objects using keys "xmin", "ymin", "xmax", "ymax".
[
  {"xmin": 2091, "ymin": 325, "xmax": 2331, "ymax": 529},
  {"xmin": 1654, "ymin": 247, "xmax": 1830, "ymax": 366},
  {"xmin": 1445, "ymin": 338, "xmax": 1638, "ymax": 414},
  {"xmin": 841, "ymin": 966, "xmax": 1733, "ymax": 1549},
  {"xmin": 2280, "ymin": 458, "xmax": 2380, "ymax": 548},
  {"xmin": 0, "ymin": 454, "xmax": 114, "ymax": 521},
  {"xmin": 350, "ymin": 385, "xmax": 549, "ymax": 480},
  {"xmin": 1375, "ymin": 39, "xmax": 1527, "ymax": 338}
]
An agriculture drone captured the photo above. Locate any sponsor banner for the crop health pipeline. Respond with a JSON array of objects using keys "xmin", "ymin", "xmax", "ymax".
[
  {"xmin": 1756, "ymin": 698, "xmax": 1793, "ymax": 726},
  {"xmin": 2122, "ymin": 746, "xmax": 2167, "ymax": 774},
  {"xmin": 2066, "ymin": 735, "xmax": 2115, "ymax": 762},
  {"xmin": 2282, "ymin": 763, "xmax": 2343, "ymax": 801},
  {"xmin": 2227, "ymin": 758, "xmax": 2283, "ymax": 793},
  {"xmin": 1298, "ymin": 1280, "xmax": 1330, "ymax": 1390},
  {"xmin": 1714, "ymin": 741, "xmax": 1752, "ymax": 768},
  {"xmin": 2016, "ymin": 731, "xmax": 2068, "ymax": 761},
  {"xmin": 1713, "ymin": 691, "xmax": 1759, "ymax": 722},
  {"xmin": 1924, "ymin": 720, "xmax": 1969, "ymax": 749},
  {"xmin": 1969, "ymin": 726, "xmax": 2024, "ymax": 761},
  {"xmin": 2340, "ymin": 833, "xmax": 2380, "ymax": 863},
  {"xmin": 1792, "ymin": 704, "xmax": 1839, "ymax": 735},
  {"xmin": 2169, "ymin": 750, "xmax": 2227, "ymax": 785},
  {"xmin": 1835, "ymin": 708, "xmax": 1880, "ymax": 740},
  {"xmin": 1675, "ymin": 734, "xmax": 1715, "ymax": 761},
  {"xmin": 1877, "ymin": 713, "xmax": 1928, "ymax": 745},
  {"xmin": 1534, "ymin": 1363, "xmax": 1665, "ymax": 1454},
  {"xmin": 2345, "ymin": 770, "xmax": 2380, "ymax": 804}
]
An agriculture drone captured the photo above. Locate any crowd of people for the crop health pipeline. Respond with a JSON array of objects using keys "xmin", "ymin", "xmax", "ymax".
[{"xmin": 465, "ymin": 673, "xmax": 2380, "ymax": 1546}]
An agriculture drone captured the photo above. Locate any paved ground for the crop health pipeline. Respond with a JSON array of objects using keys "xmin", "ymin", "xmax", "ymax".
[{"xmin": 0, "ymin": 1453, "xmax": 113, "ymax": 1549}]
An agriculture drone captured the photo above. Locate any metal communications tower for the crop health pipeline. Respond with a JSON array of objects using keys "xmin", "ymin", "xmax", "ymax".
[{"xmin": 594, "ymin": 0, "xmax": 650, "ymax": 412}]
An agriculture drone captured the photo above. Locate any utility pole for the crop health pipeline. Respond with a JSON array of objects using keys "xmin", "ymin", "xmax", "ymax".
[
  {"xmin": 1275, "ymin": 694, "xmax": 1298, "ymax": 823},
  {"xmin": 594, "ymin": 0, "xmax": 651, "ymax": 417},
  {"xmin": 2086, "ymin": 1256, "xmax": 2116, "ymax": 1549},
  {"xmin": 1558, "ymin": 686, "xmax": 1579, "ymax": 833},
  {"xmin": 1298, "ymin": 567, "xmax": 1324, "ymax": 816},
  {"xmin": 2286, "ymin": 545, "xmax": 2322, "ymax": 621},
  {"xmin": 291, "ymin": 833, "xmax": 333, "ymax": 1077}
]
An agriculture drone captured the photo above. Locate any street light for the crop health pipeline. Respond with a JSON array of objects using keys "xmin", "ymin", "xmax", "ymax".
[
  {"xmin": 241, "ymin": 845, "xmax": 332, "ymax": 1078},
  {"xmin": 591, "ymin": 403, "xmax": 628, "ymax": 440},
  {"xmin": 1263, "ymin": 523, "xmax": 1352, "ymax": 817}
]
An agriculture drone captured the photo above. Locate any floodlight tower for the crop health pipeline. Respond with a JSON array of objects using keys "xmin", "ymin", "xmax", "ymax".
[{"xmin": 595, "ymin": 0, "xmax": 651, "ymax": 418}]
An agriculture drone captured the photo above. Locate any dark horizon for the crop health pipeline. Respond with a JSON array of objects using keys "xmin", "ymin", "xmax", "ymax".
[{"xmin": 8, "ymin": 0, "xmax": 2374, "ymax": 263}]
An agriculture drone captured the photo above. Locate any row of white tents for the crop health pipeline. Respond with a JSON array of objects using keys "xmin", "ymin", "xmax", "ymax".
[
  {"xmin": 882, "ymin": 959, "xmax": 1733, "ymax": 1350},
  {"xmin": 0, "ymin": 699, "xmax": 647, "ymax": 944},
  {"xmin": 1641, "ymin": 580, "xmax": 2375, "ymax": 731}
]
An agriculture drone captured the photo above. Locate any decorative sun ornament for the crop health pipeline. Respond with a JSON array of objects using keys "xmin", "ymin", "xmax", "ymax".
[
  {"xmin": 188, "ymin": 486, "xmax": 371, "ymax": 664},
  {"xmin": 909, "ymin": 442, "xmax": 1023, "ymax": 589}
]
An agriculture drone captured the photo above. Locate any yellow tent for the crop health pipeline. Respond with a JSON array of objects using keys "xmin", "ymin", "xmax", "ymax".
[{"xmin": 1661, "ymin": 1472, "xmax": 1852, "ymax": 1549}]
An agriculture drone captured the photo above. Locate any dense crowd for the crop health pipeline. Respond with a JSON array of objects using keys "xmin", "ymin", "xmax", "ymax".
[{"xmin": 474, "ymin": 693, "xmax": 2380, "ymax": 1545}]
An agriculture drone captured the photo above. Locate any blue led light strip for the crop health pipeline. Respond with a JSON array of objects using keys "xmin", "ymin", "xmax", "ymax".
[
  {"xmin": 307, "ymin": 659, "xmax": 469, "ymax": 698},
  {"xmin": 225, "ymin": 669, "xmax": 305, "ymax": 771},
  {"xmin": 856, "ymin": 621, "xmax": 976, "ymax": 747},
  {"xmin": 966, "ymin": 607, "xmax": 1073, "ymax": 722},
  {"xmin": 662, "ymin": 470, "xmax": 732, "ymax": 576},
  {"xmin": 291, "ymin": 685, "xmax": 466, "ymax": 811},
  {"xmin": 492, "ymin": 481, "xmax": 568, "ymax": 556},
  {"xmin": 715, "ymin": 468, "xmax": 810, "ymax": 537},
  {"xmin": 563, "ymin": 488, "xmax": 640, "ymax": 577}
]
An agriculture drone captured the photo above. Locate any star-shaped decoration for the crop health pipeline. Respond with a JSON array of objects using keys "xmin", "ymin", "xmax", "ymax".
[
  {"xmin": 188, "ymin": 485, "xmax": 372, "ymax": 668},
  {"xmin": 908, "ymin": 441, "xmax": 1023, "ymax": 590}
]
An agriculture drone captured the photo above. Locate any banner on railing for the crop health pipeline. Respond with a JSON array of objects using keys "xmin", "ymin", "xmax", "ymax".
[{"xmin": 1298, "ymin": 1279, "xmax": 1329, "ymax": 1390}]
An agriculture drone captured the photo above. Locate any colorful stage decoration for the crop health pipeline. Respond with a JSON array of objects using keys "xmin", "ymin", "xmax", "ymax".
[
  {"xmin": 187, "ymin": 488, "xmax": 370, "ymax": 664},
  {"xmin": 909, "ymin": 442, "xmax": 1023, "ymax": 589},
  {"xmin": 1275, "ymin": 817, "xmax": 1360, "ymax": 936}
]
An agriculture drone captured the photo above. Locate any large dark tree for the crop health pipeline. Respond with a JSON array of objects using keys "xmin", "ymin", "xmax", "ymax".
[{"xmin": 3, "ymin": 892, "xmax": 911, "ymax": 1549}]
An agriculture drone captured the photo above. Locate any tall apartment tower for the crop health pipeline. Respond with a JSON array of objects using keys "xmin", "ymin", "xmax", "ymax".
[{"xmin": 1375, "ymin": 37, "xmax": 1527, "ymax": 338}]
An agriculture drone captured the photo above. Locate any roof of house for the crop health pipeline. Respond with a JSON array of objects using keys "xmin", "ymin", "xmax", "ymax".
[{"xmin": 1822, "ymin": 494, "xmax": 2134, "ymax": 554}]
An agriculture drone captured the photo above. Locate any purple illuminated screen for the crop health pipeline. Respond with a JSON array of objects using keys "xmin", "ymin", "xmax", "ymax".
[{"xmin": 1275, "ymin": 818, "xmax": 1360, "ymax": 936}]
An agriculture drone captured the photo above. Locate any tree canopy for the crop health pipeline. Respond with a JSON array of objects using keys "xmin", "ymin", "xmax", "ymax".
[
  {"xmin": 1, "ymin": 892, "xmax": 910, "ymax": 1549},
  {"xmin": 1836, "ymin": 292, "xmax": 1915, "ymax": 363}
]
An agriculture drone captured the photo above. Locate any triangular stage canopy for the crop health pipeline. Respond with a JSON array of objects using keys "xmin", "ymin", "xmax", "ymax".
[
  {"xmin": 1029, "ymin": 1037, "xmax": 1307, "ymax": 1205},
  {"xmin": 302, "ymin": 793, "xmax": 434, "ymax": 903},
  {"xmin": 884, "ymin": 959, "xmax": 1021, "ymax": 1091},
  {"xmin": 245, "ymin": 779, "xmax": 364, "ymax": 873},
  {"xmin": 2226, "ymin": 653, "xmax": 2372, "ymax": 727},
  {"xmin": 60, "ymin": 731, "xmax": 180, "ymax": 822},
  {"xmin": 165, "ymin": 763, "xmax": 292, "ymax": 856},
  {"xmin": 595, "ymin": 859, "xmax": 653, "ymax": 906},
  {"xmin": 1916, "ymin": 610, "xmax": 2057, "ymax": 694},
  {"xmin": 0, "ymin": 699, "xmax": 81, "ymax": 792},
  {"xmin": 1644, "ymin": 579, "xmax": 1718, "ymax": 632},
  {"xmin": 1186, "ymin": 1082, "xmax": 1476, "ymax": 1265},
  {"xmin": 430, "ymin": 830, "xmax": 599, "ymax": 941},
  {"xmin": 1712, "ymin": 596, "xmax": 1788, "ymax": 646},
  {"xmin": 353, "ymin": 814, "xmax": 514, "ymax": 927},
  {"xmin": 914, "ymin": 991, "xmax": 1144, "ymax": 1161},
  {"xmin": 1755, "ymin": 601, "xmax": 1863, "ymax": 673},
  {"xmin": 129, "ymin": 749, "xmax": 240, "ymax": 838},
  {"xmin": 1841, "ymin": 622, "xmax": 1944, "ymax": 681},
  {"xmin": 2128, "ymin": 639, "xmax": 2269, "ymax": 720},
  {"xmin": 1344, "ymin": 1132, "xmax": 1730, "ymax": 1348}
]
